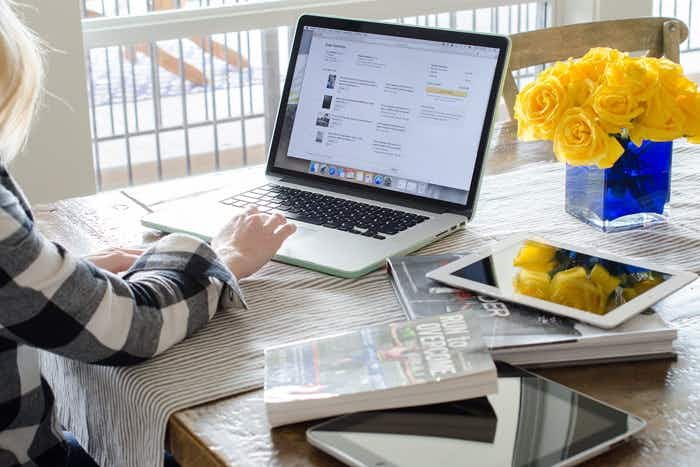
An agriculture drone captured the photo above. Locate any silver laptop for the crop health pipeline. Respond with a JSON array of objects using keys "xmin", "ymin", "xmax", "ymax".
[{"xmin": 142, "ymin": 15, "xmax": 511, "ymax": 278}]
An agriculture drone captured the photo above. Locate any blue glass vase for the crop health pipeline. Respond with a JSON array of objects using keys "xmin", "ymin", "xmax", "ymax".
[{"xmin": 565, "ymin": 139, "xmax": 672, "ymax": 232}]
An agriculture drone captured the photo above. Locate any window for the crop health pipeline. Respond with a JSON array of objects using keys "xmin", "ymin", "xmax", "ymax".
[{"xmin": 81, "ymin": 1, "xmax": 550, "ymax": 190}]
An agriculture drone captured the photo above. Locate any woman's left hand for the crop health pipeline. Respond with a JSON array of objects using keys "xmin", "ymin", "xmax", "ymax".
[{"xmin": 84, "ymin": 248, "xmax": 145, "ymax": 274}]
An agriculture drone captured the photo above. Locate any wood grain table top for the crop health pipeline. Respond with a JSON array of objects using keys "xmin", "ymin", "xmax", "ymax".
[{"xmin": 35, "ymin": 122, "xmax": 700, "ymax": 467}]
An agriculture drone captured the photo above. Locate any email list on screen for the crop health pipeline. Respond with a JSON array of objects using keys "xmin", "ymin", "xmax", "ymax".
[{"xmin": 273, "ymin": 26, "xmax": 500, "ymax": 205}]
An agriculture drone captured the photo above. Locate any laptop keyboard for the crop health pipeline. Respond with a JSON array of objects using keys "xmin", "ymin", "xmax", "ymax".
[{"xmin": 220, "ymin": 184, "xmax": 429, "ymax": 240}]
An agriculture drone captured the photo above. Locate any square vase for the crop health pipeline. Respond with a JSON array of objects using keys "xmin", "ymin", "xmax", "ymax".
[{"xmin": 565, "ymin": 139, "xmax": 673, "ymax": 232}]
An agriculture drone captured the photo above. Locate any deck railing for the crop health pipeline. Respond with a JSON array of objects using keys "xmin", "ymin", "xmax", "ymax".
[{"xmin": 81, "ymin": 1, "xmax": 549, "ymax": 190}]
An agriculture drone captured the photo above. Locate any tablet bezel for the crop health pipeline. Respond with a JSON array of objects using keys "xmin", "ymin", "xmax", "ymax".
[
  {"xmin": 425, "ymin": 234, "xmax": 697, "ymax": 329},
  {"xmin": 306, "ymin": 362, "xmax": 647, "ymax": 467}
]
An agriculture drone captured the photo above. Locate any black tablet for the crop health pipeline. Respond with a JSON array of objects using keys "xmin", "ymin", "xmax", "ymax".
[{"xmin": 307, "ymin": 362, "xmax": 645, "ymax": 467}]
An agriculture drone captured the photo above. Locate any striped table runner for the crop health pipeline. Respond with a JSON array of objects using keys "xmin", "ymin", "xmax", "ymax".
[{"xmin": 40, "ymin": 143, "xmax": 700, "ymax": 467}]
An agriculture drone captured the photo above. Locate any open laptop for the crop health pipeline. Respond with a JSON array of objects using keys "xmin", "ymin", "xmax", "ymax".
[{"xmin": 142, "ymin": 15, "xmax": 511, "ymax": 278}]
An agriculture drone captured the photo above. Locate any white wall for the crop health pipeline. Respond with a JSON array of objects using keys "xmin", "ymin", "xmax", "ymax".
[
  {"xmin": 9, "ymin": 0, "xmax": 96, "ymax": 203},
  {"xmin": 595, "ymin": 0, "xmax": 654, "ymax": 21},
  {"xmin": 552, "ymin": 0, "xmax": 654, "ymax": 26}
]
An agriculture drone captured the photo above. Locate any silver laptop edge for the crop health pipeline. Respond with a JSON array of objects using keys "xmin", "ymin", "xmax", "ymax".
[{"xmin": 142, "ymin": 16, "xmax": 511, "ymax": 278}]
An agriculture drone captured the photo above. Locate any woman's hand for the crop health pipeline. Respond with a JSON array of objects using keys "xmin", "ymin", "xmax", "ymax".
[
  {"xmin": 212, "ymin": 206, "xmax": 297, "ymax": 279},
  {"xmin": 84, "ymin": 248, "xmax": 145, "ymax": 274}
]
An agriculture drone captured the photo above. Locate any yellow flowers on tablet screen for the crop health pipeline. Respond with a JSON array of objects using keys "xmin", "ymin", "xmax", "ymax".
[{"xmin": 512, "ymin": 241, "xmax": 668, "ymax": 315}]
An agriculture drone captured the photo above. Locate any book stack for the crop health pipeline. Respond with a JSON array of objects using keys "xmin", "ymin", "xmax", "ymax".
[
  {"xmin": 387, "ymin": 254, "xmax": 677, "ymax": 367},
  {"xmin": 264, "ymin": 310, "xmax": 497, "ymax": 427},
  {"xmin": 263, "ymin": 254, "xmax": 678, "ymax": 428}
]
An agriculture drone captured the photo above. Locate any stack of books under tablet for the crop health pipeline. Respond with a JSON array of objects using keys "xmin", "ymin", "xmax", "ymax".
[
  {"xmin": 387, "ymin": 255, "xmax": 677, "ymax": 367},
  {"xmin": 264, "ymin": 310, "xmax": 497, "ymax": 427}
]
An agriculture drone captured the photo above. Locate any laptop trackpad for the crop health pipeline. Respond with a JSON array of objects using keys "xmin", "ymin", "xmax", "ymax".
[{"xmin": 277, "ymin": 223, "xmax": 348, "ymax": 265}]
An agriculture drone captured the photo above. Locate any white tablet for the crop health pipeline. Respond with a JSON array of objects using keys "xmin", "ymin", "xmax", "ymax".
[
  {"xmin": 426, "ymin": 235, "xmax": 696, "ymax": 329},
  {"xmin": 307, "ymin": 362, "xmax": 647, "ymax": 467}
]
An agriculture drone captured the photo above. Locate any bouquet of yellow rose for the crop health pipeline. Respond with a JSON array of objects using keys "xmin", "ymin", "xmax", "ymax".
[{"xmin": 514, "ymin": 47, "xmax": 700, "ymax": 168}]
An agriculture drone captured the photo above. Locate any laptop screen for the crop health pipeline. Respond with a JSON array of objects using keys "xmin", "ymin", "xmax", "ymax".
[{"xmin": 271, "ymin": 24, "xmax": 502, "ymax": 205}]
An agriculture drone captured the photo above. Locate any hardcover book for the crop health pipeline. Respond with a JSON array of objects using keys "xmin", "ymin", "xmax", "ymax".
[{"xmin": 264, "ymin": 310, "xmax": 497, "ymax": 427}]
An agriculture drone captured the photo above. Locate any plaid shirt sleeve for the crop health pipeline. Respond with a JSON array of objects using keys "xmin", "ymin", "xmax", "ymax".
[{"xmin": 0, "ymin": 181, "xmax": 245, "ymax": 366}]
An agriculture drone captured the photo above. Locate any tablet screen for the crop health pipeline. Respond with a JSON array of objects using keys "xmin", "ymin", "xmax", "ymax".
[
  {"xmin": 309, "ymin": 364, "xmax": 644, "ymax": 467},
  {"xmin": 449, "ymin": 239, "xmax": 671, "ymax": 316}
]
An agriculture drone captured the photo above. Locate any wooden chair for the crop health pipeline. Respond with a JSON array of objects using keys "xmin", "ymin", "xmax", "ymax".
[{"xmin": 503, "ymin": 17, "xmax": 689, "ymax": 120}]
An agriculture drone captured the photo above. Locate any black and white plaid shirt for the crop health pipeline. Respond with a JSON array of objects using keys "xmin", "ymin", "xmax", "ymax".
[{"xmin": 0, "ymin": 167, "xmax": 244, "ymax": 467}]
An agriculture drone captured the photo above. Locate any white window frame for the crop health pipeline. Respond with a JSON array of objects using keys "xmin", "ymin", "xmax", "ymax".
[{"xmin": 81, "ymin": 0, "xmax": 547, "ymax": 48}]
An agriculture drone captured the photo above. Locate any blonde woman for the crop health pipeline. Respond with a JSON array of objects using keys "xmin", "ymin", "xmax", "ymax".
[{"xmin": 0, "ymin": 2, "xmax": 296, "ymax": 467}]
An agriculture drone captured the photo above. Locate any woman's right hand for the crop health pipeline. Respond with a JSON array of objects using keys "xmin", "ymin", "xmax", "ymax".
[{"xmin": 212, "ymin": 206, "xmax": 297, "ymax": 279}]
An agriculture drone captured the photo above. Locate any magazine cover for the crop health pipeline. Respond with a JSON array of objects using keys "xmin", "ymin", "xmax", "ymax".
[
  {"xmin": 264, "ymin": 311, "xmax": 494, "ymax": 403},
  {"xmin": 388, "ymin": 255, "xmax": 581, "ymax": 348},
  {"xmin": 387, "ymin": 255, "xmax": 675, "ymax": 350}
]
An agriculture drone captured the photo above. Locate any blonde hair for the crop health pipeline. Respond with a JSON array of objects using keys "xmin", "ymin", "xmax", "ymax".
[{"xmin": 0, "ymin": 0, "xmax": 43, "ymax": 165}]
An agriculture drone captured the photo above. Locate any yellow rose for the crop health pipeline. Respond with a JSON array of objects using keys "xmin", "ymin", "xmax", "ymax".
[
  {"xmin": 514, "ymin": 76, "xmax": 569, "ymax": 141},
  {"xmin": 581, "ymin": 47, "xmax": 626, "ymax": 63},
  {"xmin": 604, "ymin": 57, "xmax": 659, "ymax": 102},
  {"xmin": 632, "ymin": 87, "xmax": 686, "ymax": 142},
  {"xmin": 549, "ymin": 267, "xmax": 607, "ymax": 314},
  {"xmin": 578, "ymin": 47, "xmax": 625, "ymax": 81},
  {"xmin": 649, "ymin": 58, "xmax": 698, "ymax": 96},
  {"xmin": 553, "ymin": 107, "xmax": 625, "ymax": 168},
  {"xmin": 538, "ymin": 59, "xmax": 572, "ymax": 86},
  {"xmin": 677, "ymin": 90, "xmax": 700, "ymax": 141},
  {"xmin": 628, "ymin": 128, "xmax": 645, "ymax": 147},
  {"xmin": 513, "ymin": 241, "xmax": 558, "ymax": 273},
  {"xmin": 569, "ymin": 60, "xmax": 602, "ymax": 84},
  {"xmin": 572, "ymin": 61, "xmax": 604, "ymax": 84},
  {"xmin": 539, "ymin": 60, "xmax": 595, "ymax": 106},
  {"xmin": 513, "ymin": 269, "xmax": 551, "ymax": 300},
  {"xmin": 567, "ymin": 78, "xmax": 596, "ymax": 107},
  {"xmin": 592, "ymin": 85, "xmax": 644, "ymax": 134}
]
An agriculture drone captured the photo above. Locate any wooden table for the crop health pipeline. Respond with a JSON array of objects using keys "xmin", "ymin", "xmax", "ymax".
[{"xmin": 36, "ymin": 122, "xmax": 700, "ymax": 467}]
